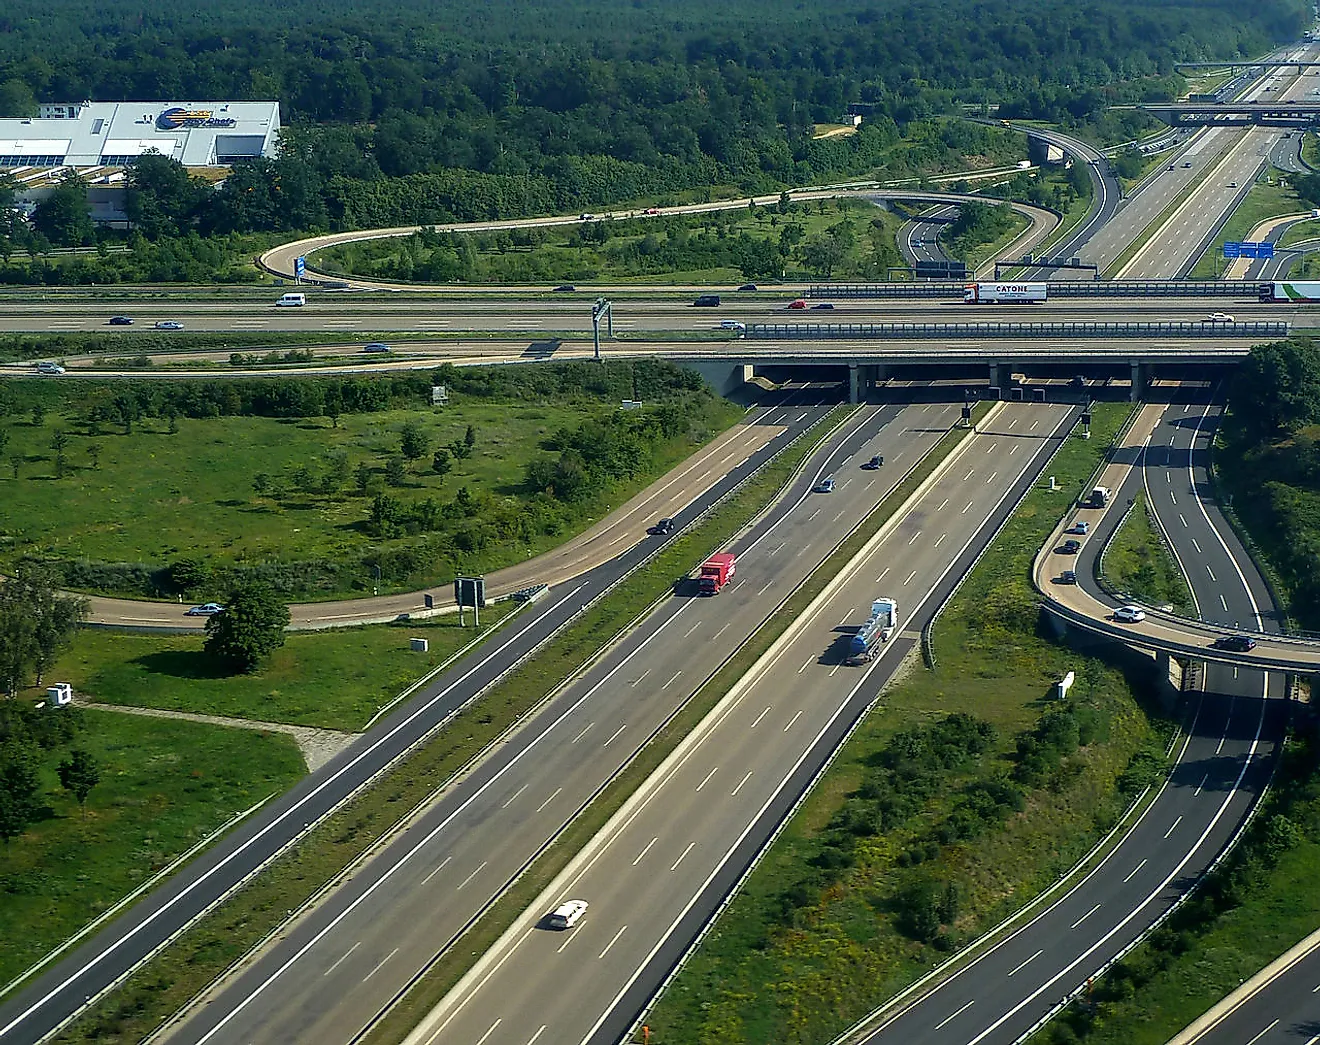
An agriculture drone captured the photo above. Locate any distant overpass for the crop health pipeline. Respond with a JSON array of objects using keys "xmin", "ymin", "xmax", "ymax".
[
  {"xmin": 1140, "ymin": 100, "xmax": 1320, "ymax": 127},
  {"xmin": 1173, "ymin": 60, "xmax": 1320, "ymax": 73}
]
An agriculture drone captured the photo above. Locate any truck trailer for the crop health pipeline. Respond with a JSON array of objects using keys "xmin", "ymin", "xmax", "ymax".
[
  {"xmin": 963, "ymin": 282, "xmax": 1047, "ymax": 304},
  {"xmin": 1259, "ymin": 281, "xmax": 1320, "ymax": 303},
  {"xmin": 846, "ymin": 598, "xmax": 898, "ymax": 664},
  {"xmin": 698, "ymin": 552, "xmax": 736, "ymax": 595}
]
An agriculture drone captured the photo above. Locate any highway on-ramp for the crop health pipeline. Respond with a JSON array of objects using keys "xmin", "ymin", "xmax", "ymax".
[
  {"xmin": 399, "ymin": 403, "xmax": 1080, "ymax": 1045},
  {"xmin": 0, "ymin": 387, "xmax": 835, "ymax": 1045}
]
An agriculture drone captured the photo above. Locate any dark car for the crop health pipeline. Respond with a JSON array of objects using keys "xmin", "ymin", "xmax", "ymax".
[
  {"xmin": 362, "ymin": 342, "xmax": 391, "ymax": 353},
  {"xmin": 736, "ymin": 283, "xmax": 758, "ymax": 292},
  {"xmin": 693, "ymin": 294, "xmax": 721, "ymax": 307},
  {"xmin": 1059, "ymin": 570, "xmax": 1078, "ymax": 585},
  {"xmin": 553, "ymin": 284, "xmax": 576, "ymax": 292},
  {"xmin": 1059, "ymin": 539, "xmax": 1081, "ymax": 555},
  {"xmin": 1212, "ymin": 634, "xmax": 1257, "ymax": 652},
  {"xmin": 861, "ymin": 454, "xmax": 884, "ymax": 469},
  {"xmin": 648, "ymin": 517, "xmax": 675, "ymax": 536},
  {"xmin": 109, "ymin": 315, "xmax": 134, "ymax": 326},
  {"xmin": 811, "ymin": 302, "xmax": 835, "ymax": 310},
  {"xmin": 1069, "ymin": 375, "xmax": 1085, "ymax": 389}
]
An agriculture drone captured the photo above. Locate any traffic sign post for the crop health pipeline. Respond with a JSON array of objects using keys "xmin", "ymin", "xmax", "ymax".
[{"xmin": 294, "ymin": 255, "xmax": 306, "ymax": 283}]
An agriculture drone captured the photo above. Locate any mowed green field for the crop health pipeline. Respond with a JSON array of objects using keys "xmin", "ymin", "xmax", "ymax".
[
  {"xmin": 2, "ymin": 403, "xmax": 584, "ymax": 570},
  {"xmin": 47, "ymin": 605, "xmax": 516, "ymax": 731},
  {"xmin": 0, "ymin": 709, "xmax": 304, "ymax": 990}
]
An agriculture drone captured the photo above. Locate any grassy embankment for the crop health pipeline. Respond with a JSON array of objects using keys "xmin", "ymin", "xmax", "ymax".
[
  {"xmin": 1100, "ymin": 492, "xmax": 1197, "ymax": 616},
  {"xmin": 49, "ymin": 406, "xmax": 846, "ymax": 1044},
  {"xmin": 0, "ymin": 711, "xmax": 304, "ymax": 990},
  {"xmin": 0, "ymin": 367, "xmax": 741, "ymax": 600},
  {"xmin": 2, "ymin": 601, "xmax": 514, "ymax": 988},
  {"xmin": 644, "ymin": 403, "xmax": 1175, "ymax": 1044},
  {"xmin": 1188, "ymin": 180, "xmax": 1299, "ymax": 278},
  {"xmin": 45, "ymin": 606, "xmax": 516, "ymax": 732}
]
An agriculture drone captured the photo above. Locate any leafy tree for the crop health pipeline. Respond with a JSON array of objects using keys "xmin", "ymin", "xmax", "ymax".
[
  {"xmin": 464, "ymin": 424, "xmax": 477, "ymax": 451},
  {"xmin": 203, "ymin": 582, "xmax": 290, "ymax": 673},
  {"xmin": 124, "ymin": 154, "xmax": 207, "ymax": 239},
  {"xmin": 385, "ymin": 454, "xmax": 407, "ymax": 486},
  {"xmin": 354, "ymin": 461, "xmax": 373, "ymax": 494},
  {"xmin": 0, "ymin": 566, "xmax": 86, "ymax": 695},
  {"xmin": 399, "ymin": 419, "xmax": 429, "ymax": 460},
  {"xmin": 432, "ymin": 447, "xmax": 452, "ymax": 476},
  {"xmin": 325, "ymin": 386, "xmax": 343, "ymax": 428},
  {"xmin": 58, "ymin": 748, "xmax": 100, "ymax": 818},
  {"xmin": 0, "ymin": 737, "xmax": 41, "ymax": 844},
  {"xmin": 1229, "ymin": 338, "xmax": 1320, "ymax": 436},
  {"xmin": 32, "ymin": 172, "xmax": 94, "ymax": 247},
  {"xmin": 86, "ymin": 442, "xmax": 102, "ymax": 469},
  {"xmin": 252, "ymin": 472, "xmax": 271, "ymax": 498},
  {"xmin": 50, "ymin": 429, "xmax": 68, "ymax": 478}
]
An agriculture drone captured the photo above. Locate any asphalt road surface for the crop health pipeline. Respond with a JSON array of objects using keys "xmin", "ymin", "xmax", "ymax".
[
  {"xmin": 405, "ymin": 404, "xmax": 1079, "ymax": 1045},
  {"xmin": 847, "ymin": 388, "xmax": 1285, "ymax": 1045},
  {"xmin": 8, "ymin": 295, "xmax": 1309, "ymax": 337},
  {"xmin": 0, "ymin": 386, "xmax": 837, "ymax": 1045},
  {"xmin": 155, "ymin": 401, "xmax": 964, "ymax": 1045}
]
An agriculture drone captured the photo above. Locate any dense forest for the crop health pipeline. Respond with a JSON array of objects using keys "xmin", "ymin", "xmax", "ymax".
[{"xmin": 0, "ymin": 0, "xmax": 1309, "ymax": 269}]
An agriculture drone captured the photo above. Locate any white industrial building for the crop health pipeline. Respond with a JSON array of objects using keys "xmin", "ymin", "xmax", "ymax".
[{"xmin": 0, "ymin": 100, "xmax": 280, "ymax": 169}]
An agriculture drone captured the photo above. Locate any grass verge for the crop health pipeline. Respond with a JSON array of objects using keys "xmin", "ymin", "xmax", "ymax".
[
  {"xmin": 45, "ymin": 606, "xmax": 517, "ymax": 732},
  {"xmin": 0, "ymin": 710, "xmax": 304, "ymax": 991},
  {"xmin": 360, "ymin": 403, "xmax": 994, "ymax": 1044},
  {"xmin": 1099, "ymin": 492, "xmax": 1196, "ymax": 616},
  {"xmin": 44, "ymin": 406, "xmax": 845, "ymax": 1044},
  {"xmin": 1033, "ymin": 733, "xmax": 1320, "ymax": 1045},
  {"xmin": 642, "ymin": 402, "xmax": 1176, "ymax": 1045}
]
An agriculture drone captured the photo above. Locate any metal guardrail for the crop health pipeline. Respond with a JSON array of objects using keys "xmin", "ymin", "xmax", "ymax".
[
  {"xmin": 746, "ymin": 321, "xmax": 1289, "ymax": 340},
  {"xmin": 806, "ymin": 280, "xmax": 1265, "ymax": 299}
]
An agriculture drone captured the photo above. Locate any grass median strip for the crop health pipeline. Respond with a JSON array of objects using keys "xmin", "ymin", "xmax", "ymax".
[
  {"xmin": 643, "ymin": 402, "xmax": 1178, "ymax": 1045},
  {"xmin": 46, "ymin": 406, "xmax": 846, "ymax": 1045},
  {"xmin": 360, "ymin": 403, "xmax": 992, "ymax": 1045},
  {"xmin": 1099, "ymin": 492, "xmax": 1196, "ymax": 616}
]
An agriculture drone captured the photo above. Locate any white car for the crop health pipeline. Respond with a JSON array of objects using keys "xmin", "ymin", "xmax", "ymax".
[
  {"xmin": 35, "ymin": 361, "xmax": 65, "ymax": 375},
  {"xmin": 545, "ymin": 899, "xmax": 589, "ymax": 930},
  {"xmin": 1206, "ymin": 312, "xmax": 1234, "ymax": 323},
  {"xmin": 1113, "ymin": 605, "xmax": 1146, "ymax": 624},
  {"xmin": 185, "ymin": 602, "xmax": 225, "ymax": 617}
]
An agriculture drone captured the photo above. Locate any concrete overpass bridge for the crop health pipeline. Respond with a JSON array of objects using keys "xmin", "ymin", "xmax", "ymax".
[{"xmin": 1139, "ymin": 100, "xmax": 1320, "ymax": 127}]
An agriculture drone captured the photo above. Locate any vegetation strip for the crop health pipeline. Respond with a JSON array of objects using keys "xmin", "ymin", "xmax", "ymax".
[
  {"xmin": 44, "ymin": 403, "xmax": 844, "ymax": 1044},
  {"xmin": 359, "ymin": 405, "xmax": 991, "ymax": 1044},
  {"xmin": 1098, "ymin": 492, "xmax": 1196, "ymax": 616}
]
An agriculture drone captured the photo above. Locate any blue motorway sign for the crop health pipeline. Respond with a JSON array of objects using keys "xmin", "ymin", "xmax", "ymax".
[
  {"xmin": 1223, "ymin": 241, "xmax": 1275, "ymax": 259},
  {"xmin": 294, "ymin": 255, "xmax": 306, "ymax": 279}
]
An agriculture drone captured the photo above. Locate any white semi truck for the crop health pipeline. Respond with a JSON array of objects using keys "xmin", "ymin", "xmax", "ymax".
[{"xmin": 963, "ymin": 282, "xmax": 1047, "ymax": 304}]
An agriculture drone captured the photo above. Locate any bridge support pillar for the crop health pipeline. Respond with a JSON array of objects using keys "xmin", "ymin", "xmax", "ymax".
[
  {"xmin": 989, "ymin": 361, "xmax": 1009, "ymax": 396},
  {"xmin": 740, "ymin": 363, "xmax": 755, "ymax": 385},
  {"xmin": 1129, "ymin": 360, "xmax": 1145, "ymax": 401},
  {"xmin": 849, "ymin": 363, "xmax": 860, "ymax": 404}
]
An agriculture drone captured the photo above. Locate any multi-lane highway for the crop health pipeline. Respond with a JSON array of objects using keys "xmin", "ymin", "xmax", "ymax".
[
  {"xmin": 151, "ymin": 401, "xmax": 970, "ymax": 1045},
  {"xmin": 404, "ymin": 404, "xmax": 1079, "ymax": 1045},
  {"xmin": 832, "ymin": 389, "xmax": 1285, "ymax": 1045},
  {"xmin": 0, "ymin": 387, "xmax": 836, "ymax": 1045},
  {"xmin": 7, "ymin": 294, "xmax": 1309, "ymax": 336}
]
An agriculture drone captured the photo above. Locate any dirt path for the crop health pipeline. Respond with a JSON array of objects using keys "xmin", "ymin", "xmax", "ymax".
[{"xmin": 74, "ymin": 698, "xmax": 356, "ymax": 773}]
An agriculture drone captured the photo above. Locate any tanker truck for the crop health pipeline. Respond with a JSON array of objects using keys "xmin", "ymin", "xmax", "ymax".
[{"xmin": 846, "ymin": 597, "xmax": 899, "ymax": 665}]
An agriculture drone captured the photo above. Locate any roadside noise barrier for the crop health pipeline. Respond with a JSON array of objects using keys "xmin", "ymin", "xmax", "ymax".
[
  {"xmin": 807, "ymin": 280, "xmax": 1264, "ymax": 299},
  {"xmin": 745, "ymin": 321, "xmax": 1290, "ymax": 340}
]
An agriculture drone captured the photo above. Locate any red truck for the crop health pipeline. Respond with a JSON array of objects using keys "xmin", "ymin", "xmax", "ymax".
[{"xmin": 698, "ymin": 553, "xmax": 736, "ymax": 595}]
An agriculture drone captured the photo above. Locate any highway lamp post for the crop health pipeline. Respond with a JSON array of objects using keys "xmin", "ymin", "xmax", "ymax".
[{"xmin": 591, "ymin": 297, "xmax": 613, "ymax": 362}]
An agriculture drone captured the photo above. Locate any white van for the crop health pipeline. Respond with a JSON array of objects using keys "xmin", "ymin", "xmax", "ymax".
[
  {"xmin": 545, "ymin": 899, "xmax": 589, "ymax": 930},
  {"xmin": 275, "ymin": 293, "xmax": 306, "ymax": 307}
]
